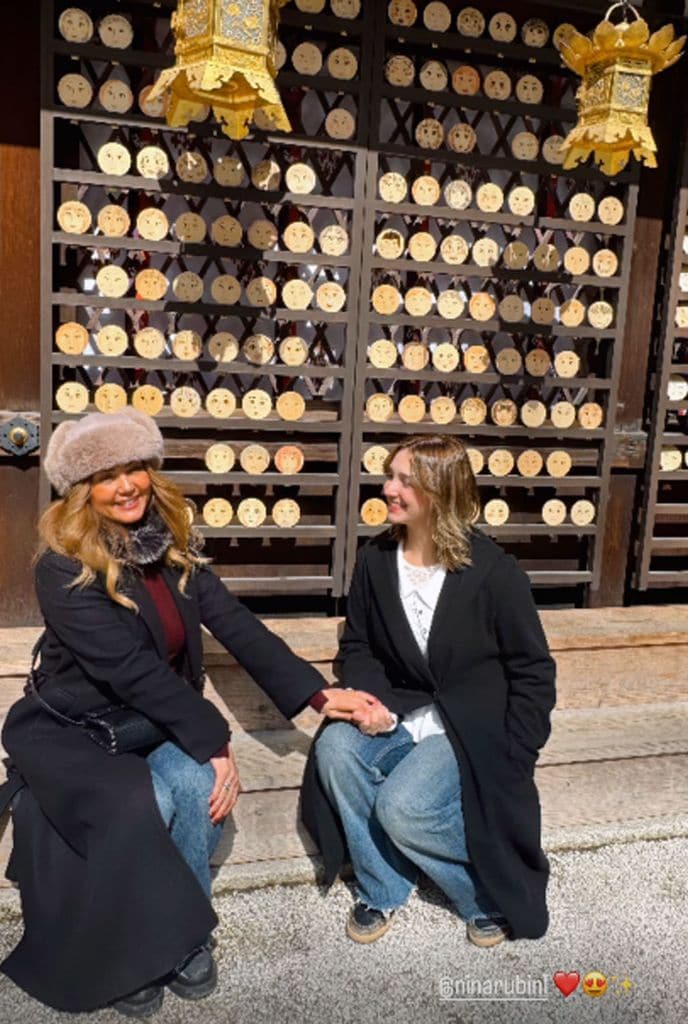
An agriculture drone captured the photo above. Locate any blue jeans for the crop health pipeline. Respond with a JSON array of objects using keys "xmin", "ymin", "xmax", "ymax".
[
  {"xmin": 315, "ymin": 722, "xmax": 500, "ymax": 922},
  {"xmin": 146, "ymin": 741, "xmax": 222, "ymax": 899}
]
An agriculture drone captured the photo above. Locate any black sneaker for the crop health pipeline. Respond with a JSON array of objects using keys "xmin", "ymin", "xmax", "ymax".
[
  {"xmin": 168, "ymin": 944, "xmax": 218, "ymax": 1000},
  {"xmin": 466, "ymin": 916, "xmax": 510, "ymax": 948},
  {"xmin": 346, "ymin": 902, "xmax": 395, "ymax": 944},
  {"xmin": 111, "ymin": 983, "xmax": 163, "ymax": 1018}
]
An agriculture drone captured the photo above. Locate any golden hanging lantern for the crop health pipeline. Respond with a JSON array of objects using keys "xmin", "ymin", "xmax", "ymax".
[
  {"xmin": 554, "ymin": 2, "xmax": 685, "ymax": 176},
  {"xmin": 148, "ymin": 0, "xmax": 291, "ymax": 140}
]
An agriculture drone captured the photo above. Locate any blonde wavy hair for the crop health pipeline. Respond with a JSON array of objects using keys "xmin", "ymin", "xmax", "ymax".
[
  {"xmin": 37, "ymin": 466, "xmax": 205, "ymax": 611},
  {"xmin": 384, "ymin": 435, "xmax": 480, "ymax": 570}
]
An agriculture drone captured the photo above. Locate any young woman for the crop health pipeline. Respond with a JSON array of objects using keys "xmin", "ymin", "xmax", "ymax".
[
  {"xmin": 0, "ymin": 408, "xmax": 374, "ymax": 1017},
  {"xmin": 302, "ymin": 435, "xmax": 556, "ymax": 946}
]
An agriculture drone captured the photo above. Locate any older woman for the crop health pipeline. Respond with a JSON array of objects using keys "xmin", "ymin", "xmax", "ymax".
[
  {"xmin": 302, "ymin": 435, "xmax": 556, "ymax": 946},
  {"xmin": 0, "ymin": 409, "xmax": 374, "ymax": 1017}
]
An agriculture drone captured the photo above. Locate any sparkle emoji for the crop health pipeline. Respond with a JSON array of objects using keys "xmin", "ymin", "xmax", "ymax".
[
  {"xmin": 582, "ymin": 971, "xmax": 608, "ymax": 998},
  {"xmin": 611, "ymin": 976, "xmax": 635, "ymax": 996}
]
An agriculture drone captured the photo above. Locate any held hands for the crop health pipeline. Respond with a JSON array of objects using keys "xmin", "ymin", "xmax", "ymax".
[
  {"xmin": 321, "ymin": 688, "xmax": 382, "ymax": 722},
  {"xmin": 321, "ymin": 688, "xmax": 396, "ymax": 736},
  {"xmin": 209, "ymin": 745, "xmax": 241, "ymax": 824},
  {"xmin": 351, "ymin": 702, "xmax": 397, "ymax": 737}
]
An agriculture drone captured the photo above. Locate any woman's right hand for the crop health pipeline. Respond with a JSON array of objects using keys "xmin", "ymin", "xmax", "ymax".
[
  {"xmin": 209, "ymin": 746, "xmax": 241, "ymax": 824},
  {"xmin": 351, "ymin": 702, "xmax": 397, "ymax": 736},
  {"xmin": 321, "ymin": 688, "xmax": 381, "ymax": 721}
]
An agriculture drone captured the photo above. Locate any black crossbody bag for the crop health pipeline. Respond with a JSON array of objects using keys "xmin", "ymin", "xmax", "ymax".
[{"xmin": 25, "ymin": 633, "xmax": 167, "ymax": 755}]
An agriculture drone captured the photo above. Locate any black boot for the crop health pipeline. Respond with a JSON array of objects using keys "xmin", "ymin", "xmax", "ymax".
[
  {"xmin": 111, "ymin": 983, "xmax": 164, "ymax": 1018},
  {"xmin": 168, "ymin": 944, "xmax": 217, "ymax": 1000}
]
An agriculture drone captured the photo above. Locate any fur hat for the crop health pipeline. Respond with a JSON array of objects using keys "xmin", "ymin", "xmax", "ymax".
[{"xmin": 44, "ymin": 409, "xmax": 164, "ymax": 495}]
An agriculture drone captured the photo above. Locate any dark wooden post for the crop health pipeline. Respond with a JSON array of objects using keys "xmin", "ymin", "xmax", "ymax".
[
  {"xmin": 0, "ymin": 0, "xmax": 41, "ymax": 624},
  {"xmin": 590, "ymin": 14, "xmax": 688, "ymax": 606}
]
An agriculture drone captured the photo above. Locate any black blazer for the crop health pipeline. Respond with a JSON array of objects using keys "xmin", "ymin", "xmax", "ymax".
[
  {"xmin": 0, "ymin": 550, "xmax": 325, "ymax": 1011},
  {"xmin": 302, "ymin": 528, "xmax": 556, "ymax": 939}
]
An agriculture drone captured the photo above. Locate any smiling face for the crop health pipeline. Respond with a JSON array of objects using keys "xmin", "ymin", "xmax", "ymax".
[
  {"xmin": 448, "ymin": 123, "xmax": 477, "ymax": 154},
  {"xmin": 89, "ymin": 462, "xmax": 151, "ymax": 525},
  {"xmin": 420, "ymin": 61, "xmax": 447, "ymax": 91},
  {"xmin": 57, "ymin": 201, "xmax": 91, "ymax": 234},
  {"xmin": 413, "ymin": 176, "xmax": 440, "ymax": 205},
  {"xmin": 416, "ymin": 118, "xmax": 444, "ymax": 149},
  {"xmin": 98, "ymin": 204, "xmax": 130, "ymax": 236},
  {"xmin": 99, "ymin": 80, "xmax": 133, "ymax": 113},
  {"xmin": 59, "ymin": 8, "xmax": 94, "ymax": 42},
  {"xmin": 383, "ymin": 448, "xmax": 433, "ymax": 533}
]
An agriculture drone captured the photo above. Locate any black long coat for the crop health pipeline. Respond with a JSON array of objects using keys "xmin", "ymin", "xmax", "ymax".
[
  {"xmin": 1, "ymin": 550, "xmax": 324, "ymax": 1012},
  {"xmin": 301, "ymin": 528, "xmax": 556, "ymax": 939}
]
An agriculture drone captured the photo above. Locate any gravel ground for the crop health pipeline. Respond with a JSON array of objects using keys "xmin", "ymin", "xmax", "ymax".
[{"xmin": 0, "ymin": 836, "xmax": 685, "ymax": 1024}]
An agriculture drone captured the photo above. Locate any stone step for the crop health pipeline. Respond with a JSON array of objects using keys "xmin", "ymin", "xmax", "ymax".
[
  {"xmin": 214, "ymin": 702, "xmax": 688, "ymax": 868},
  {"xmin": 226, "ymin": 702, "xmax": 688, "ymax": 791},
  {"xmin": 2, "ymin": 726, "xmax": 687, "ymax": 888},
  {"xmin": 543, "ymin": 702, "xmax": 688, "ymax": 763},
  {"xmin": 4, "ymin": 612, "xmax": 688, "ymax": 735},
  {"xmin": 2, "ymin": 613, "xmax": 688, "ymax": 891},
  {"xmin": 205, "ymin": 751, "xmax": 688, "ymax": 871},
  {"xmin": 5, "ymin": 603, "xmax": 688, "ymax": 668},
  {"xmin": 3, "ymin": 649, "xmax": 688, "ymax": 749}
]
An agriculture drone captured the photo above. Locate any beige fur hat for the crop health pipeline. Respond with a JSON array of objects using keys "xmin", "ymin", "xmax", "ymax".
[{"xmin": 44, "ymin": 409, "xmax": 164, "ymax": 495}]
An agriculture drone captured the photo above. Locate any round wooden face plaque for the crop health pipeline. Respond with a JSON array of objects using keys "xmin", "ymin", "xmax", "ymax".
[
  {"xmin": 240, "ymin": 444, "xmax": 271, "ymax": 474},
  {"xmin": 272, "ymin": 498, "xmax": 301, "ymax": 528},
  {"xmin": 361, "ymin": 497, "xmax": 388, "ymax": 526}
]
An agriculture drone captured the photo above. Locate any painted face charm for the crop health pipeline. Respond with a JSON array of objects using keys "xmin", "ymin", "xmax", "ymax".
[
  {"xmin": 457, "ymin": 7, "xmax": 485, "ymax": 37},
  {"xmin": 57, "ymin": 201, "xmax": 91, "ymax": 235},
  {"xmin": 56, "ymin": 381, "xmax": 89, "ymax": 413},
  {"xmin": 388, "ymin": 0, "xmax": 418, "ymax": 28},
  {"xmin": 55, "ymin": 322, "xmax": 89, "ymax": 355},
  {"xmin": 57, "ymin": 74, "xmax": 93, "ymax": 109},
  {"xmin": 419, "ymin": 60, "xmax": 448, "ymax": 91},
  {"xmin": 58, "ymin": 7, "xmax": 94, "ymax": 43},
  {"xmin": 97, "ymin": 142, "xmax": 132, "ymax": 176},
  {"xmin": 98, "ymin": 14, "xmax": 134, "ymax": 49},
  {"xmin": 327, "ymin": 48, "xmax": 358, "ymax": 80},
  {"xmin": 99, "ymin": 80, "xmax": 134, "ymax": 114},
  {"xmin": 489, "ymin": 13, "xmax": 517, "ymax": 43}
]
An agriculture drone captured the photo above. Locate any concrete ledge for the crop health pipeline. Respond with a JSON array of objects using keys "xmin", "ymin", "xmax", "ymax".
[
  {"xmin": 210, "ymin": 813, "xmax": 688, "ymax": 892},
  {"xmin": 2, "ymin": 607, "xmax": 688, "ymax": 892},
  {"xmin": 4, "ymin": 604, "xmax": 688, "ymax": 675}
]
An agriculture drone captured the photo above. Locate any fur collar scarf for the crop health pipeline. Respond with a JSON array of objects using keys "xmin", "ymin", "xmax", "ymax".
[{"xmin": 105, "ymin": 506, "xmax": 174, "ymax": 568}]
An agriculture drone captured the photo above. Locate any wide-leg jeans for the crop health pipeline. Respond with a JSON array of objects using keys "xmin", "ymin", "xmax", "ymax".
[{"xmin": 315, "ymin": 721, "xmax": 500, "ymax": 922}]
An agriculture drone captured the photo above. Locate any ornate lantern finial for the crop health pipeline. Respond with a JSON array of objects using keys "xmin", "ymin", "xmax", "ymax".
[
  {"xmin": 149, "ymin": 0, "xmax": 291, "ymax": 140},
  {"xmin": 554, "ymin": 2, "xmax": 685, "ymax": 176}
]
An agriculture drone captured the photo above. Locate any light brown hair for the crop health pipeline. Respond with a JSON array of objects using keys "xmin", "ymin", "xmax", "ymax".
[
  {"xmin": 384, "ymin": 435, "xmax": 479, "ymax": 570},
  {"xmin": 37, "ymin": 466, "xmax": 205, "ymax": 611}
]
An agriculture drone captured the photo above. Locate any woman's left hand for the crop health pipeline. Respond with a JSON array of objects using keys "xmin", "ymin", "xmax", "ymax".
[
  {"xmin": 321, "ymin": 688, "xmax": 381, "ymax": 720},
  {"xmin": 209, "ymin": 746, "xmax": 241, "ymax": 824}
]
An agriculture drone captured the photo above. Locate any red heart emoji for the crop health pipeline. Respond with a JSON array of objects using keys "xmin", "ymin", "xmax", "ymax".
[{"xmin": 553, "ymin": 971, "xmax": 580, "ymax": 997}]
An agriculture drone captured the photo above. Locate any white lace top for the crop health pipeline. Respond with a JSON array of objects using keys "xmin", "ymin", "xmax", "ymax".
[{"xmin": 395, "ymin": 544, "xmax": 447, "ymax": 743}]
